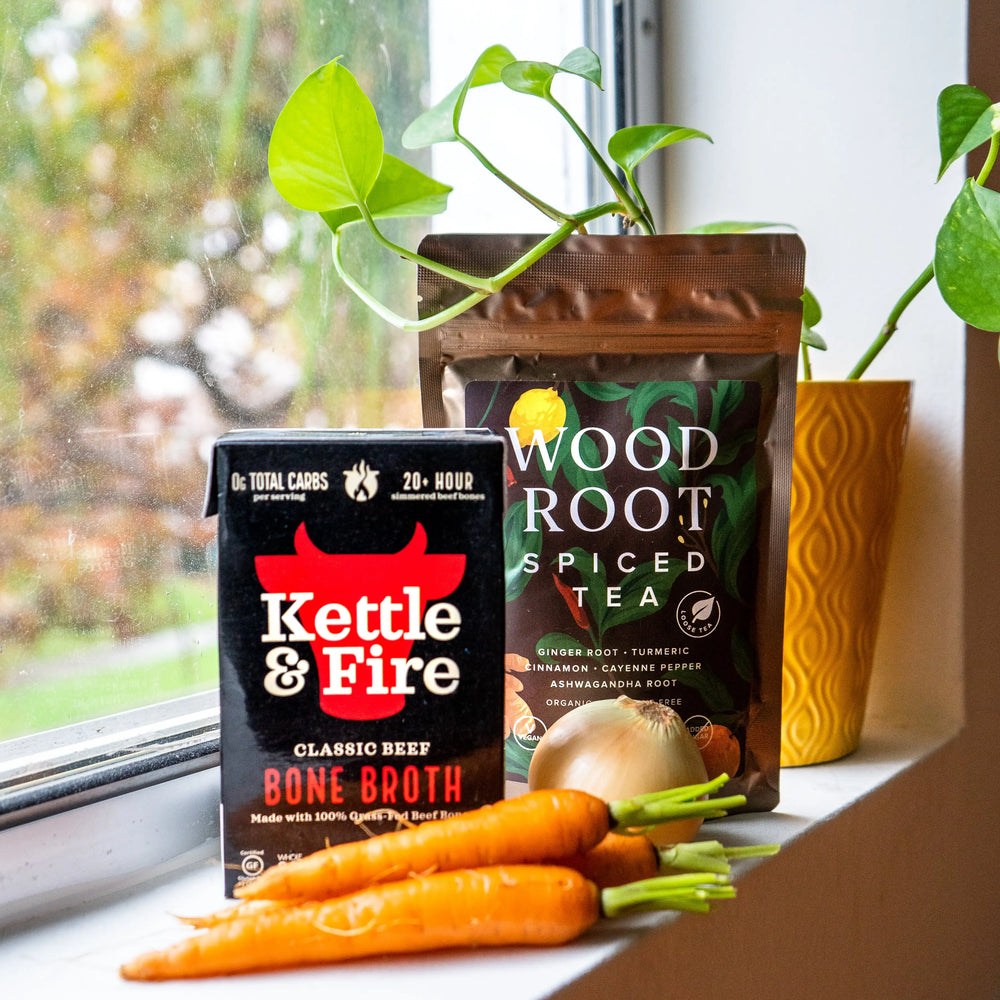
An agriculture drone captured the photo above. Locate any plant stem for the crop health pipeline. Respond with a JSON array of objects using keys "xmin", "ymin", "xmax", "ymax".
[
  {"xmin": 629, "ymin": 795, "xmax": 746, "ymax": 825},
  {"xmin": 848, "ymin": 132, "xmax": 999, "ymax": 379},
  {"xmin": 801, "ymin": 342, "xmax": 813, "ymax": 380},
  {"xmin": 546, "ymin": 93, "xmax": 653, "ymax": 233},
  {"xmin": 331, "ymin": 201, "xmax": 622, "ymax": 332},
  {"xmin": 456, "ymin": 134, "xmax": 572, "ymax": 225},
  {"xmin": 614, "ymin": 773, "xmax": 730, "ymax": 806},
  {"xmin": 607, "ymin": 774, "xmax": 745, "ymax": 829},
  {"xmin": 977, "ymin": 132, "xmax": 1000, "ymax": 185},
  {"xmin": 846, "ymin": 261, "xmax": 935, "ymax": 379},
  {"xmin": 624, "ymin": 168, "xmax": 655, "ymax": 234},
  {"xmin": 659, "ymin": 842, "xmax": 732, "ymax": 874},
  {"xmin": 659, "ymin": 840, "xmax": 781, "ymax": 874},
  {"xmin": 356, "ymin": 202, "xmax": 497, "ymax": 292},
  {"xmin": 331, "ymin": 232, "xmax": 490, "ymax": 332}
]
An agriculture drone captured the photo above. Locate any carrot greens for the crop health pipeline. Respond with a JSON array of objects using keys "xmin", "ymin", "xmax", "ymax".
[
  {"xmin": 607, "ymin": 773, "xmax": 744, "ymax": 828},
  {"xmin": 601, "ymin": 871, "xmax": 735, "ymax": 918},
  {"xmin": 659, "ymin": 840, "xmax": 781, "ymax": 875}
]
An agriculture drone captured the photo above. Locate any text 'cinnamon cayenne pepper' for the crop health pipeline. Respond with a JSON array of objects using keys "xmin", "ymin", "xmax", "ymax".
[
  {"xmin": 205, "ymin": 429, "xmax": 505, "ymax": 896},
  {"xmin": 419, "ymin": 232, "xmax": 806, "ymax": 813}
]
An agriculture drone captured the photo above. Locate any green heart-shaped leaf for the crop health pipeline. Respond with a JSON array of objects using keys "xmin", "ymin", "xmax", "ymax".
[
  {"xmin": 402, "ymin": 44, "xmax": 515, "ymax": 148},
  {"xmin": 500, "ymin": 60, "xmax": 560, "ymax": 98},
  {"xmin": 557, "ymin": 46, "xmax": 602, "ymax": 86},
  {"xmin": 608, "ymin": 124, "xmax": 712, "ymax": 174},
  {"xmin": 801, "ymin": 286, "xmax": 822, "ymax": 327},
  {"xmin": 319, "ymin": 154, "xmax": 452, "ymax": 232},
  {"xmin": 800, "ymin": 287, "xmax": 827, "ymax": 350},
  {"xmin": 501, "ymin": 46, "xmax": 602, "ymax": 98},
  {"xmin": 937, "ymin": 83, "xmax": 1000, "ymax": 180},
  {"xmin": 935, "ymin": 178, "xmax": 1000, "ymax": 330},
  {"xmin": 268, "ymin": 59, "xmax": 383, "ymax": 212}
]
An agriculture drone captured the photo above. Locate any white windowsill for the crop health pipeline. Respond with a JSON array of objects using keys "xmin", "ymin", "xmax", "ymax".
[{"xmin": 0, "ymin": 717, "xmax": 956, "ymax": 997}]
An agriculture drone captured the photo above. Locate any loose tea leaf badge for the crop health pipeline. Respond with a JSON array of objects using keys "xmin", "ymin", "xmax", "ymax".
[{"xmin": 691, "ymin": 596, "xmax": 717, "ymax": 623}]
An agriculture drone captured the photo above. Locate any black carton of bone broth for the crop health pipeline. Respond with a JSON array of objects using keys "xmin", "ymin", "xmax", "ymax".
[{"xmin": 205, "ymin": 429, "xmax": 506, "ymax": 896}]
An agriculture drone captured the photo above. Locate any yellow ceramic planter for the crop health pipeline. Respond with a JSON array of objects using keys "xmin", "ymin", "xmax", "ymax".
[{"xmin": 780, "ymin": 380, "xmax": 911, "ymax": 766}]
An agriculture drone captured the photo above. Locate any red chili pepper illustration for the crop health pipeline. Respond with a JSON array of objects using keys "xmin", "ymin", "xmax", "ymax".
[{"xmin": 552, "ymin": 572, "xmax": 589, "ymax": 630}]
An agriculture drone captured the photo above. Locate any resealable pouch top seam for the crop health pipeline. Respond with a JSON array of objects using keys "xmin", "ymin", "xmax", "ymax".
[{"xmin": 417, "ymin": 232, "xmax": 805, "ymax": 813}]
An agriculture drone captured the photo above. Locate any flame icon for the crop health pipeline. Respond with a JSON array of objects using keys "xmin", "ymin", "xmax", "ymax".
[{"xmin": 343, "ymin": 460, "xmax": 379, "ymax": 502}]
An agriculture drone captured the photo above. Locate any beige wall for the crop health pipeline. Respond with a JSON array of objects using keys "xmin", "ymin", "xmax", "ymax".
[{"xmin": 610, "ymin": 4, "xmax": 1000, "ymax": 996}]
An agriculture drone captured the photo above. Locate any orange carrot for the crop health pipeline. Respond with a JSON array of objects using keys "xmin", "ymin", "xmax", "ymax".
[
  {"xmin": 233, "ymin": 788, "xmax": 607, "ymax": 902},
  {"xmin": 234, "ymin": 775, "xmax": 743, "ymax": 903},
  {"xmin": 121, "ymin": 864, "xmax": 733, "ymax": 981},
  {"xmin": 180, "ymin": 833, "xmax": 776, "ymax": 930},
  {"xmin": 176, "ymin": 899, "xmax": 293, "ymax": 930},
  {"xmin": 558, "ymin": 832, "xmax": 781, "ymax": 888},
  {"xmin": 557, "ymin": 830, "xmax": 660, "ymax": 886}
]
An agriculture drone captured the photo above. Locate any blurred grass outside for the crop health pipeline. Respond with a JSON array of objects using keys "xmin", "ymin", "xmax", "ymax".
[{"xmin": 0, "ymin": 574, "xmax": 218, "ymax": 741}]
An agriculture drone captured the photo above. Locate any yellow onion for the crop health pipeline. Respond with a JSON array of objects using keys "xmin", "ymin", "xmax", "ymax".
[{"xmin": 528, "ymin": 696, "xmax": 709, "ymax": 846}]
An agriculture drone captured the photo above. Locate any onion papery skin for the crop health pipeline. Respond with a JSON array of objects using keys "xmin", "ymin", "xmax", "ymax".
[{"xmin": 528, "ymin": 697, "xmax": 709, "ymax": 846}]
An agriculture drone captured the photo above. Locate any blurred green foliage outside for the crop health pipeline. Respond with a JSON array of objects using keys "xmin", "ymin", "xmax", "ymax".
[{"xmin": 0, "ymin": 0, "xmax": 430, "ymax": 737}]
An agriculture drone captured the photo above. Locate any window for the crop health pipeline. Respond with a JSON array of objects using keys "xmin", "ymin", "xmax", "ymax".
[
  {"xmin": 1, "ymin": 0, "xmax": 651, "ymax": 827},
  {"xmin": 1, "ymin": 2, "xmax": 432, "ymax": 751}
]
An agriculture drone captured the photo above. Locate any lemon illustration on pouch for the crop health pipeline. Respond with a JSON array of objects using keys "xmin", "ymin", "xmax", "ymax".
[{"xmin": 509, "ymin": 387, "xmax": 566, "ymax": 447}]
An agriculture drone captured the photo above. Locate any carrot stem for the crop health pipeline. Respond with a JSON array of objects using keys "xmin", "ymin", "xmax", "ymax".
[
  {"xmin": 617, "ymin": 773, "xmax": 730, "ymax": 805},
  {"xmin": 608, "ymin": 774, "xmax": 746, "ymax": 830},
  {"xmin": 659, "ymin": 840, "xmax": 780, "ymax": 874},
  {"xmin": 600, "ymin": 872, "xmax": 735, "ymax": 919},
  {"xmin": 718, "ymin": 844, "xmax": 782, "ymax": 860}
]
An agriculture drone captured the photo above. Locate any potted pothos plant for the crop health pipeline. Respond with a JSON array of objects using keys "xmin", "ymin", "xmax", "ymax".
[
  {"xmin": 266, "ymin": 47, "xmax": 1000, "ymax": 770},
  {"xmin": 266, "ymin": 45, "xmax": 711, "ymax": 329},
  {"xmin": 268, "ymin": 45, "xmax": 805, "ymax": 800},
  {"xmin": 777, "ymin": 83, "xmax": 1000, "ymax": 767},
  {"xmin": 266, "ymin": 48, "xmax": 1000, "ymax": 344}
]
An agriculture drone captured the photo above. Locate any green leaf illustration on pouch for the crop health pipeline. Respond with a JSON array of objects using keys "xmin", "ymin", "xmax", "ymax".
[
  {"xmin": 556, "ymin": 547, "xmax": 686, "ymax": 644},
  {"xmin": 503, "ymin": 500, "xmax": 540, "ymax": 602}
]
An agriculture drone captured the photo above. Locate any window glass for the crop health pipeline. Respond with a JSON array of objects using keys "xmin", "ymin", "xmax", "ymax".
[{"xmin": 0, "ymin": 0, "xmax": 587, "ymax": 744}]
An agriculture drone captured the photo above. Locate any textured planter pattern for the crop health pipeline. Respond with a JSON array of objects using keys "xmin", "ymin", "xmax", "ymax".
[{"xmin": 780, "ymin": 381, "xmax": 911, "ymax": 766}]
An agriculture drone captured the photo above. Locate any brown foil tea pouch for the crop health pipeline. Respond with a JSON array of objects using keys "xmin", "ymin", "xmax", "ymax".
[{"xmin": 418, "ymin": 232, "xmax": 806, "ymax": 812}]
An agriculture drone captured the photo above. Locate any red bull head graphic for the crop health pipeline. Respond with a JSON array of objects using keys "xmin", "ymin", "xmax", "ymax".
[{"xmin": 255, "ymin": 522, "xmax": 467, "ymax": 721}]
